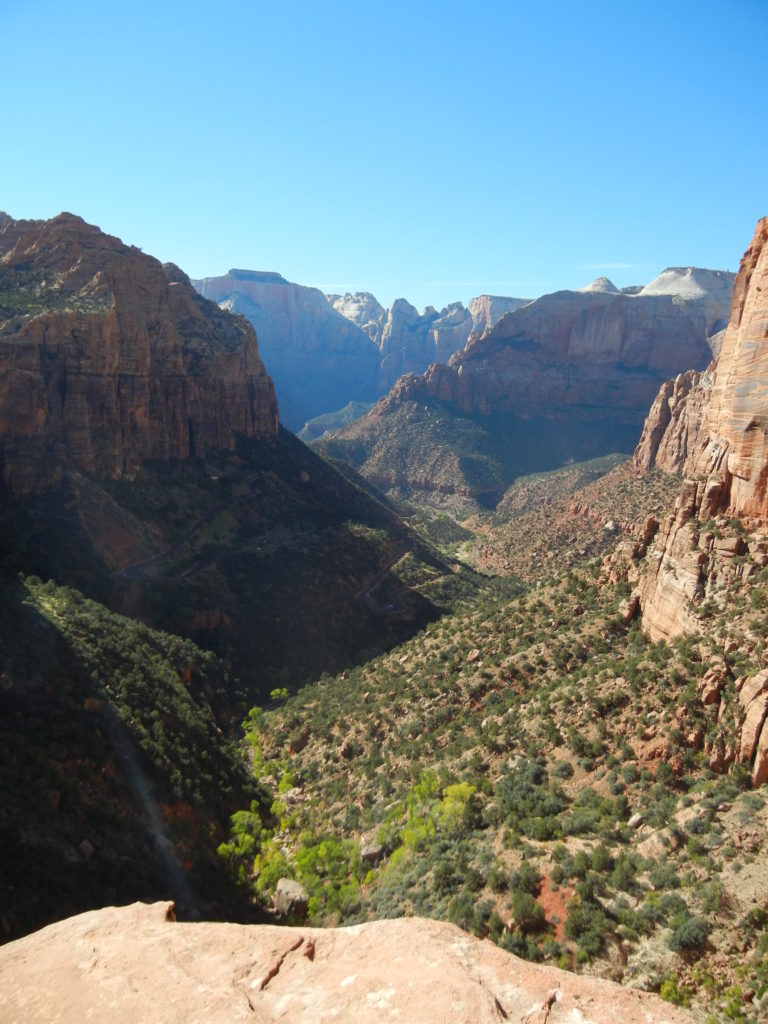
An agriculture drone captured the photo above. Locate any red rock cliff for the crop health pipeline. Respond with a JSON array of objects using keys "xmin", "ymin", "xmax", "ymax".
[
  {"xmin": 633, "ymin": 217, "xmax": 768, "ymax": 642},
  {"xmin": 375, "ymin": 270, "xmax": 731, "ymax": 432},
  {"xmin": 690, "ymin": 217, "xmax": 768, "ymax": 519},
  {"xmin": 0, "ymin": 214, "xmax": 278, "ymax": 497}
]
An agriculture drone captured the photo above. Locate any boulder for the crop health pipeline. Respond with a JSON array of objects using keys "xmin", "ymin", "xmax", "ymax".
[
  {"xmin": 273, "ymin": 878, "xmax": 309, "ymax": 920},
  {"xmin": 360, "ymin": 840, "xmax": 384, "ymax": 867}
]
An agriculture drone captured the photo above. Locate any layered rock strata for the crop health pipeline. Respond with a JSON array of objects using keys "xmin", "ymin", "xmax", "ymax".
[
  {"xmin": 385, "ymin": 268, "xmax": 732, "ymax": 432},
  {"xmin": 689, "ymin": 217, "xmax": 768, "ymax": 519},
  {"xmin": 633, "ymin": 368, "xmax": 714, "ymax": 473},
  {"xmin": 0, "ymin": 214, "xmax": 278, "ymax": 497},
  {"xmin": 196, "ymin": 271, "xmax": 381, "ymax": 429},
  {"xmin": 636, "ymin": 219, "xmax": 768, "ymax": 514},
  {"xmin": 633, "ymin": 216, "xmax": 768, "ymax": 643},
  {"xmin": 0, "ymin": 901, "xmax": 695, "ymax": 1024}
]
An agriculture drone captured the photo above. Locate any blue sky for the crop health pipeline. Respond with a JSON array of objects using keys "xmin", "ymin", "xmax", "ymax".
[{"xmin": 3, "ymin": 0, "xmax": 767, "ymax": 310}]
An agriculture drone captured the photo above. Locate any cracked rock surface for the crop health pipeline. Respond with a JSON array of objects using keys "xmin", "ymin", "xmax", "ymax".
[{"xmin": 0, "ymin": 901, "xmax": 694, "ymax": 1023}]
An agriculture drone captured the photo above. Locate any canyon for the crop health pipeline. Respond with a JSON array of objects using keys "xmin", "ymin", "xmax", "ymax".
[
  {"xmin": 317, "ymin": 268, "xmax": 734, "ymax": 506},
  {"xmin": 3, "ymin": 211, "xmax": 768, "ymax": 1022},
  {"xmin": 195, "ymin": 269, "xmax": 529, "ymax": 430}
]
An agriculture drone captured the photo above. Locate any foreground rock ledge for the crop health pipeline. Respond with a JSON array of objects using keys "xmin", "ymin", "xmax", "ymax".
[{"xmin": 0, "ymin": 902, "xmax": 694, "ymax": 1023}]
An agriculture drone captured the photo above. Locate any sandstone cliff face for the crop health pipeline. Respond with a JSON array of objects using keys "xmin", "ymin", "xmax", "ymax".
[
  {"xmin": 0, "ymin": 214, "xmax": 278, "ymax": 498},
  {"xmin": 404, "ymin": 271, "xmax": 732, "ymax": 431},
  {"xmin": 633, "ymin": 368, "xmax": 715, "ymax": 474},
  {"xmin": 329, "ymin": 291, "xmax": 530, "ymax": 389},
  {"xmin": 690, "ymin": 218, "xmax": 768, "ymax": 519},
  {"xmin": 467, "ymin": 293, "xmax": 530, "ymax": 341},
  {"xmin": 0, "ymin": 901, "xmax": 695, "ymax": 1024},
  {"xmin": 327, "ymin": 291, "xmax": 386, "ymax": 342},
  {"xmin": 634, "ymin": 218, "xmax": 768, "ymax": 642},
  {"xmin": 196, "ymin": 271, "xmax": 381, "ymax": 429},
  {"xmin": 322, "ymin": 269, "xmax": 733, "ymax": 505}
]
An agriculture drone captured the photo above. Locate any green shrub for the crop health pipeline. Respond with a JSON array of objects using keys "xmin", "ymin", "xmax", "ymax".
[{"xmin": 668, "ymin": 916, "xmax": 709, "ymax": 952}]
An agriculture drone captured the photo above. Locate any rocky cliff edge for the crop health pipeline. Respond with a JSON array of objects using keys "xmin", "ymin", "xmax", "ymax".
[{"xmin": 0, "ymin": 901, "xmax": 694, "ymax": 1024}]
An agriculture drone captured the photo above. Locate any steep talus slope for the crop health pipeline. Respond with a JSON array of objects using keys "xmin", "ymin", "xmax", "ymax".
[
  {"xmin": 633, "ymin": 217, "xmax": 768, "ymax": 643},
  {"xmin": 468, "ymin": 458, "xmax": 680, "ymax": 582},
  {"xmin": 0, "ymin": 215, "xmax": 277, "ymax": 497},
  {"xmin": 0, "ymin": 901, "xmax": 695, "ymax": 1024},
  {"xmin": 230, "ymin": 543, "xmax": 768, "ymax": 1020},
  {"xmin": 319, "ymin": 269, "xmax": 733, "ymax": 507},
  {"xmin": 195, "ymin": 270, "xmax": 381, "ymax": 429},
  {"xmin": 1, "ymin": 425, "xmax": 478, "ymax": 705}
]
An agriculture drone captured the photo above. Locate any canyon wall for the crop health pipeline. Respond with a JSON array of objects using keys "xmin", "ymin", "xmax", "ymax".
[
  {"xmin": 634, "ymin": 217, "xmax": 768, "ymax": 643},
  {"xmin": 0, "ymin": 214, "xmax": 278, "ymax": 498},
  {"xmin": 197, "ymin": 271, "xmax": 381, "ymax": 429},
  {"xmin": 329, "ymin": 291, "xmax": 530, "ymax": 389},
  {"xmin": 387, "ymin": 269, "xmax": 732, "ymax": 431}
]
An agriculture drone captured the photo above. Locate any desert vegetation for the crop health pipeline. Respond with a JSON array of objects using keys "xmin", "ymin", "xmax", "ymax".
[{"xmin": 218, "ymin": 478, "xmax": 768, "ymax": 1022}]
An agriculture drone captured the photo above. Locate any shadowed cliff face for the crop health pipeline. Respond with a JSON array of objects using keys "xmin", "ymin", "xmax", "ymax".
[
  {"xmin": 195, "ymin": 271, "xmax": 381, "ymax": 430},
  {"xmin": 632, "ymin": 217, "xmax": 768, "ymax": 642},
  {"xmin": 0, "ymin": 214, "xmax": 278, "ymax": 497}
]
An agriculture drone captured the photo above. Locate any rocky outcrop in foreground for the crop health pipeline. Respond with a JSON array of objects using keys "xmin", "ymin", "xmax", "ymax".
[
  {"xmin": 633, "ymin": 217, "xmax": 768, "ymax": 643},
  {"xmin": 0, "ymin": 214, "xmax": 278, "ymax": 497},
  {"xmin": 0, "ymin": 901, "xmax": 694, "ymax": 1023}
]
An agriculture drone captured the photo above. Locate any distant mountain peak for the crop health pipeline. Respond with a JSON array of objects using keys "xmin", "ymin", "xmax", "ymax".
[
  {"xmin": 639, "ymin": 266, "xmax": 734, "ymax": 301},
  {"xmin": 226, "ymin": 269, "xmax": 288, "ymax": 285},
  {"xmin": 579, "ymin": 276, "xmax": 619, "ymax": 294}
]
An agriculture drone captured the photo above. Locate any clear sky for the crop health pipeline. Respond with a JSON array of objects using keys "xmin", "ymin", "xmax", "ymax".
[{"xmin": 3, "ymin": 0, "xmax": 767, "ymax": 310}]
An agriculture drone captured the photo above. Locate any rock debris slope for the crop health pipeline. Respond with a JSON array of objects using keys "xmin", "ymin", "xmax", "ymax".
[
  {"xmin": 0, "ymin": 213, "xmax": 278, "ymax": 498},
  {"xmin": 0, "ymin": 901, "xmax": 695, "ymax": 1024}
]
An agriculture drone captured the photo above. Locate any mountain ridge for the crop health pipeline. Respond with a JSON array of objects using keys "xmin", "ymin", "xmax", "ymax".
[
  {"xmin": 0, "ymin": 213, "xmax": 278, "ymax": 498},
  {"xmin": 315, "ymin": 265, "xmax": 734, "ymax": 509}
]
